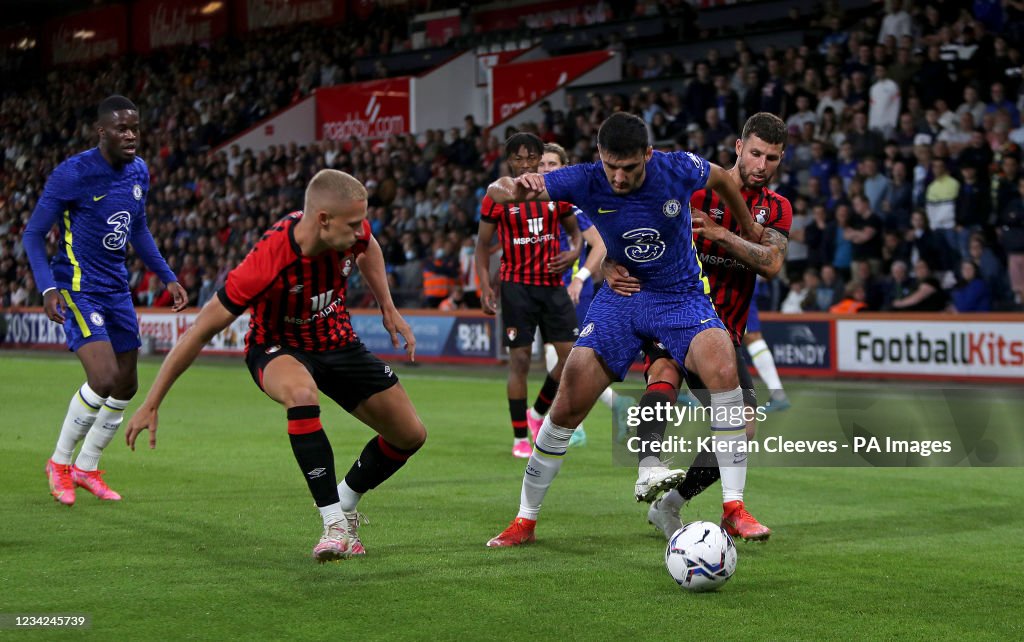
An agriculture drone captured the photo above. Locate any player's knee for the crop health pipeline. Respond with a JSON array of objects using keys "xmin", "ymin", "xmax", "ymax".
[
  {"xmin": 284, "ymin": 386, "xmax": 319, "ymax": 408},
  {"xmin": 393, "ymin": 421, "xmax": 427, "ymax": 451},
  {"xmin": 550, "ymin": 396, "xmax": 584, "ymax": 429},
  {"xmin": 706, "ymin": 360, "xmax": 738, "ymax": 390},
  {"xmin": 647, "ymin": 359, "xmax": 677, "ymax": 386},
  {"xmin": 86, "ymin": 372, "xmax": 118, "ymax": 398},
  {"xmin": 508, "ymin": 349, "xmax": 530, "ymax": 375},
  {"xmin": 113, "ymin": 375, "xmax": 138, "ymax": 400}
]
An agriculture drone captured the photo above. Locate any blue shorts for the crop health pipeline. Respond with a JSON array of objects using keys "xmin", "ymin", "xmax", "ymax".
[
  {"xmin": 575, "ymin": 279, "xmax": 595, "ymax": 328},
  {"xmin": 59, "ymin": 289, "xmax": 141, "ymax": 353},
  {"xmin": 575, "ymin": 285, "xmax": 726, "ymax": 381},
  {"xmin": 746, "ymin": 296, "xmax": 760, "ymax": 333}
]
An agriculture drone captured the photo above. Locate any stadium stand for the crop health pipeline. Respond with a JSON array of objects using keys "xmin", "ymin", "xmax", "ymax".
[{"xmin": 1, "ymin": 0, "xmax": 1023, "ymax": 313}]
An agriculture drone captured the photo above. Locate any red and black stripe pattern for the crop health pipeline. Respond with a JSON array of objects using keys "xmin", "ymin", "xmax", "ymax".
[
  {"xmin": 480, "ymin": 196, "xmax": 571, "ymax": 287},
  {"xmin": 217, "ymin": 212, "xmax": 370, "ymax": 353},
  {"xmin": 691, "ymin": 187, "xmax": 792, "ymax": 343}
]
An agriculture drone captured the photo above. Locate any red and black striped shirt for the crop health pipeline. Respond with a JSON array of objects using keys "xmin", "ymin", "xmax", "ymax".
[
  {"xmin": 480, "ymin": 196, "xmax": 574, "ymax": 287},
  {"xmin": 691, "ymin": 186, "xmax": 792, "ymax": 344},
  {"xmin": 216, "ymin": 212, "xmax": 371, "ymax": 353}
]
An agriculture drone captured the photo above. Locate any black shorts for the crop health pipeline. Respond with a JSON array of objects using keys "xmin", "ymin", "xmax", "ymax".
[
  {"xmin": 245, "ymin": 341, "xmax": 399, "ymax": 412},
  {"xmin": 500, "ymin": 281, "xmax": 578, "ymax": 348},
  {"xmin": 642, "ymin": 340, "xmax": 757, "ymax": 408}
]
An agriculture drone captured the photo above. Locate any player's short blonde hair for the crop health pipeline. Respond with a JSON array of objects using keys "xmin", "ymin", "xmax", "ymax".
[
  {"xmin": 304, "ymin": 169, "xmax": 367, "ymax": 212},
  {"xmin": 543, "ymin": 143, "xmax": 568, "ymax": 167}
]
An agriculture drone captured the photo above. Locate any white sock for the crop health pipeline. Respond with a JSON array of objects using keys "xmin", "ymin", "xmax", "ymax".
[
  {"xmin": 517, "ymin": 416, "xmax": 573, "ymax": 520},
  {"xmin": 336, "ymin": 479, "xmax": 362, "ymax": 512},
  {"xmin": 598, "ymin": 387, "xmax": 615, "ymax": 409},
  {"xmin": 527, "ymin": 407, "xmax": 543, "ymax": 422},
  {"xmin": 52, "ymin": 383, "xmax": 107, "ymax": 465},
  {"xmin": 75, "ymin": 397, "xmax": 130, "ymax": 471},
  {"xmin": 747, "ymin": 339, "xmax": 784, "ymax": 393},
  {"xmin": 544, "ymin": 343, "xmax": 558, "ymax": 373},
  {"xmin": 660, "ymin": 488, "xmax": 687, "ymax": 512},
  {"xmin": 638, "ymin": 455, "xmax": 663, "ymax": 469},
  {"xmin": 318, "ymin": 502, "xmax": 344, "ymax": 526},
  {"xmin": 710, "ymin": 388, "xmax": 747, "ymax": 503}
]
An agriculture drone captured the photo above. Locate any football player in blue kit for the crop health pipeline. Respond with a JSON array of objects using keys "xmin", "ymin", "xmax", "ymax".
[
  {"xmin": 487, "ymin": 112, "xmax": 764, "ymax": 547},
  {"xmin": 23, "ymin": 95, "xmax": 186, "ymax": 506},
  {"xmin": 537, "ymin": 142, "xmax": 634, "ymax": 448}
]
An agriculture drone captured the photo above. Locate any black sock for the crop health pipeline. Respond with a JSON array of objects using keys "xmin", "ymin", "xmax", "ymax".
[
  {"xmin": 636, "ymin": 383, "xmax": 675, "ymax": 461},
  {"xmin": 510, "ymin": 398, "xmax": 528, "ymax": 439},
  {"xmin": 677, "ymin": 448, "xmax": 721, "ymax": 500},
  {"xmin": 286, "ymin": 406, "xmax": 339, "ymax": 508},
  {"xmin": 344, "ymin": 436, "xmax": 422, "ymax": 494},
  {"xmin": 532, "ymin": 375, "xmax": 559, "ymax": 416}
]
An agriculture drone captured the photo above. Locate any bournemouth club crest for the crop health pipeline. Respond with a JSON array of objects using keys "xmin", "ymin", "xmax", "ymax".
[
  {"xmin": 506, "ymin": 327, "xmax": 518, "ymax": 342},
  {"xmin": 754, "ymin": 206, "xmax": 769, "ymax": 224}
]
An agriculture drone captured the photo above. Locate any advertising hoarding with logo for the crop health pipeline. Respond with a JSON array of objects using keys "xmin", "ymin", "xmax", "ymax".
[
  {"xmin": 490, "ymin": 50, "xmax": 615, "ymax": 125},
  {"xmin": 3, "ymin": 309, "xmax": 496, "ymax": 363},
  {"xmin": 316, "ymin": 78, "xmax": 411, "ymax": 142},
  {"xmin": 758, "ymin": 317, "xmax": 834, "ymax": 375},
  {"xmin": 836, "ymin": 317, "xmax": 1024, "ymax": 382}
]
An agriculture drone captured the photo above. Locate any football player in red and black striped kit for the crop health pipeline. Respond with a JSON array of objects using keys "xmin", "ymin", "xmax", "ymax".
[
  {"xmin": 604, "ymin": 113, "xmax": 791, "ymax": 542},
  {"xmin": 475, "ymin": 133, "xmax": 582, "ymax": 458},
  {"xmin": 125, "ymin": 170, "xmax": 425, "ymax": 563}
]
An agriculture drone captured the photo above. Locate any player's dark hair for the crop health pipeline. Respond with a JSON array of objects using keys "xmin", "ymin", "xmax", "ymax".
[
  {"xmin": 504, "ymin": 132, "xmax": 543, "ymax": 158},
  {"xmin": 741, "ymin": 112, "xmax": 787, "ymax": 148},
  {"xmin": 98, "ymin": 95, "xmax": 138, "ymax": 119},
  {"xmin": 543, "ymin": 142, "xmax": 568, "ymax": 166},
  {"xmin": 597, "ymin": 112, "xmax": 649, "ymax": 157}
]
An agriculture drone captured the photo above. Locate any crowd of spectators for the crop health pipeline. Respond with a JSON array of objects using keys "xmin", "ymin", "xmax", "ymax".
[{"xmin": 2, "ymin": 0, "xmax": 1024, "ymax": 315}]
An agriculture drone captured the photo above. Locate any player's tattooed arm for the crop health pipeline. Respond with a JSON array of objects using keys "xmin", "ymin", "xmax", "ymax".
[{"xmin": 692, "ymin": 209, "xmax": 788, "ymax": 278}]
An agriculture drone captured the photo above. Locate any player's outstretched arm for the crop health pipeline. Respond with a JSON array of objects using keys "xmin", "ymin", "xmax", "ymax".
[
  {"xmin": 691, "ymin": 208, "xmax": 788, "ymax": 278},
  {"xmin": 705, "ymin": 164, "xmax": 764, "ymax": 242},
  {"xmin": 125, "ymin": 296, "xmax": 237, "ymax": 450},
  {"xmin": 475, "ymin": 220, "xmax": 499, "ymax": 314},
  {"xmin": 357, "ymin": 235, "xmax": 416, "ymax": 361},
  {"xmin": 486, "ymin": 174, "xmax": 551, "ymax": 204}
]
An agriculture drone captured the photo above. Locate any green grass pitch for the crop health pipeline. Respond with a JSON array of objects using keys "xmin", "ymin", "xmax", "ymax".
[{"xmin": 2, "ymin": 353, "xmax": 1022, "ymax": 640}]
